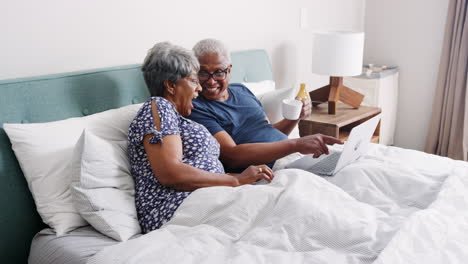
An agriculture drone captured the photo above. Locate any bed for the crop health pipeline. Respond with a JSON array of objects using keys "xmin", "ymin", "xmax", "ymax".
[{"xmin": 1, "ymin": 49, "xmax": 467, "ymax": 264}]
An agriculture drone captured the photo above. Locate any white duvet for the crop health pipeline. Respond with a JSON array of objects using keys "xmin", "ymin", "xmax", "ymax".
[{"xmin": 88, "ymin": 144, "xmax": 468, "ymax": 264}]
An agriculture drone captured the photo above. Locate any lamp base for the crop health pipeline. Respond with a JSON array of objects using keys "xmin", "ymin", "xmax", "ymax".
[{"xmin": 309, "ymin": 76, "xmax": 364, "ymax": 114}]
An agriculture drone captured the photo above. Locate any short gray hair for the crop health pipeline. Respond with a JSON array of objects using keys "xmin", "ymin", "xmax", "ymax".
[
  {"xmin": 142, "ymin": 42, "xmax": 200, "ymax": 97},
  {"xmin": 192, "ymin": 38, "xmax": 231, "ymax": 63}
]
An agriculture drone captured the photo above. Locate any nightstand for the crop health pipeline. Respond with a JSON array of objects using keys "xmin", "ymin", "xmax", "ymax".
[
  {"xmin": 299, "ymin": 103, "xmax": 382, "ymax": 143},
  {"xmin": 343, "ymin": 67, "xmax": 399, "ymax": 145}
]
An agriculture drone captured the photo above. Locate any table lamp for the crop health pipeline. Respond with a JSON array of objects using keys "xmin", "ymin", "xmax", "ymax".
[{"xmin": 310, "ymin": 31, "xmax": 365, "ymax": 114}]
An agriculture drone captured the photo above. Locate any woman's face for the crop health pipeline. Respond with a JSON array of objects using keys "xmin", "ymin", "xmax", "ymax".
[
  {"xmin": 197, "ymin": 52, "xmax": 231, "ymax": 101},
  {"xmin": 172, "ymin": 71, "xmax": 202, "ymax": 116}
]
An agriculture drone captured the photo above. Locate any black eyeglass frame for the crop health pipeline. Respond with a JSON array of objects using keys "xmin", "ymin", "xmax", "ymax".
[{"xmin": 198, "ymin": 66, "xmax": 231, "ymax": 82}]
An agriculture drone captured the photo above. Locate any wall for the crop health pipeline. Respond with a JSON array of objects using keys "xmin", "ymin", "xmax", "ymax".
[
  {"xmin": 3, "ymin": 0, "xmax": 449, "ymax": 152},
  {"xmin": 1, "ymin": 0, "xmax": 364, "ymax": 92},
  {"xmin": 364, "ymin": 0, "xmax": 449, "ymax": 150}
]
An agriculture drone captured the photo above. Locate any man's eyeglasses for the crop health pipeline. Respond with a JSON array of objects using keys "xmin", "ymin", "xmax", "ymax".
[{"xmin": 198, "ymin": 67, "xmax": 229, "ymax": 82}]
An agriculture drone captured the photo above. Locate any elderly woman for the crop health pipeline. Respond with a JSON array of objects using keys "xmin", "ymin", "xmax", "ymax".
[
  {"xmin": 128, "ymin": 42, "xmax": 273, "ymax": 233},
  {"xmin": 188, "ymin": 39, "xmax": 343, "ymax": 172}
]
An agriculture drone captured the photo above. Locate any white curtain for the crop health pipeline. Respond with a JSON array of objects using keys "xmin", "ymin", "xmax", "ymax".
[{"xmin": 425, "ymin": 0, "xmax": 468, "ymax": 161}]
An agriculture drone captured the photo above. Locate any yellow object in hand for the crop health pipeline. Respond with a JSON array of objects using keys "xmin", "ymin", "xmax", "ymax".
[{"xmin": 296, "ymin": 83, "xmax": 310, "ymax": 100}]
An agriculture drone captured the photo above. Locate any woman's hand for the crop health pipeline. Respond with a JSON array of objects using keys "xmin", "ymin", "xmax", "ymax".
[
  {"xmin": 294, "ymin": 134, "xmax": 344, "ymax": 158},
  {"xmin": 234, "ymin": 165, "xmax": 274, "ymax": 185}
]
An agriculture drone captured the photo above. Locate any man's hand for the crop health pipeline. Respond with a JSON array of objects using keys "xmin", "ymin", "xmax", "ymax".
[
  {"xmin": 296, "ymin": 97, "xmax": 312, "ymax": 120},
  {"xmin": 295, "ymin": 134, "xmax": 344, "ymax": 158}
]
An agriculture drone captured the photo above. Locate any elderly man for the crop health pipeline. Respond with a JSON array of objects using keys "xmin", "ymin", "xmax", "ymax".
[{"xmin": 188, "ymin": 39, "xmax": 342, "ymax": 172}]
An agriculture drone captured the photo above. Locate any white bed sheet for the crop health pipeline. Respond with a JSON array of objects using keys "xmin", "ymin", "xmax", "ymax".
[
  {"xmin": 29, "ymin": 226, "xmax": 119, "ymax": 264},
  {"xmin": 86, "ymin": 144, "xmax": 468, "ymax": 264}
]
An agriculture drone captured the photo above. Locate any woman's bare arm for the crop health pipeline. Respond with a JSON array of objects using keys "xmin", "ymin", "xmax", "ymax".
[{"xmin": 143, "ymin": 101, "xmax": 272, "ymax": 191}]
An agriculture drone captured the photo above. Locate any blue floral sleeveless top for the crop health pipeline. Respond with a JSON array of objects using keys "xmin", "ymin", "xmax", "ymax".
[{"xmin": 128, "ymin": 97, "xmax": 224, "ymax": 233}]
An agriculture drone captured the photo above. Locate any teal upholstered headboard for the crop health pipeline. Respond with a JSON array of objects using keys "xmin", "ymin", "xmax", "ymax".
[
  {"xmin": 0, "ymin": 49, "xmax": 273, "ymax": 263},
  {"xmin": 230, "ymin": 49, "xmax": 273, "ymax": 83},
  {"xmin": 0, "ymin": 65, "xmax": 150, "ymax": 263}
]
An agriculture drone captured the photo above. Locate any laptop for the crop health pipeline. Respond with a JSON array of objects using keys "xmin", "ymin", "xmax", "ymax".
[{"xmin": 285, "ymin": 113, "xmax": 381, "ymax": 176}]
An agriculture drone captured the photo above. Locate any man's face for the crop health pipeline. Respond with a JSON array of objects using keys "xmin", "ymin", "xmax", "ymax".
[{"xmin": 197, "ymin": 52, "xmax": 231, "ymax": 101}]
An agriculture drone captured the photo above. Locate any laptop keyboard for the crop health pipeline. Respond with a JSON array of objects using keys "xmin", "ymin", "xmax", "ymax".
[{"xmin": 307, "ymin": 151, "xmax": 342, "ymax": 176}]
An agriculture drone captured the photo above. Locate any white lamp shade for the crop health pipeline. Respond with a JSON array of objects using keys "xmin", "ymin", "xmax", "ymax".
[{"xmin": 312, "ymin": 31, "xmax": 364, "ymax": 76}]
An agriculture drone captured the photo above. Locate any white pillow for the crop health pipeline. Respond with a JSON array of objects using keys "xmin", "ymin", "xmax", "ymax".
[
  {"xmin": 259, "ymin": 87, "xmax": 301, "ymax": 139},
  {"xmin": 242, "ymin": 80, "xmax": 275, "ymax": 98},
  {"xmin": 71, "ymin": 130, "xmax": 141, "ymax": 241},
  {"xmin": 3, "ymin": 103, "xmax": 142, "ymax": 235}
]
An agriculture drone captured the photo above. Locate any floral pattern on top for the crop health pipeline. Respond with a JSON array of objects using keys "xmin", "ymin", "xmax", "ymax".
[{"xmin": 127, "ymin": 97, "xmax": 224, "ymax": 233}]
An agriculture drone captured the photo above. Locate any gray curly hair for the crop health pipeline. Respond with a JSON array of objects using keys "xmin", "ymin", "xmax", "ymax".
[
  {"xmin": 192, "ymin": 38, "xmax": 231, "ymax": 63},
  {"xmin": 142, "ymin": 42, "xmax": 200, "ymax": 97}
]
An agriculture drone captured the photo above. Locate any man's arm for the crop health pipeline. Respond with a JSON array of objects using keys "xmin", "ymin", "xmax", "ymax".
[
  {"xmin": 273, "ymin": 119, "xmax": 300, "ymax": 136},
  {"xmin": 273, "ymin": 97, "xmax": 311, "ymax": 135},
  {"xmin": 214, "ymin": 131, "xmax": 297, "ymax": 168},
  {"xmin": 264, "ymin": 115, "xmax": 298, "ymax": 136},
  {"xmin": 214, "ymin": 130, "xmax": 343, "ymax": 169}
]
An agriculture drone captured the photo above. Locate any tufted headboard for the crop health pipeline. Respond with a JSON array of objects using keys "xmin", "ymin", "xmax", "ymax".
[
  {"xmin": 230, "ymin": 49, "xmax": 273, "ymax": 83},
  {"xmin": 0, "ymin": 49, "xmax": 273, "ymax": 263}
]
